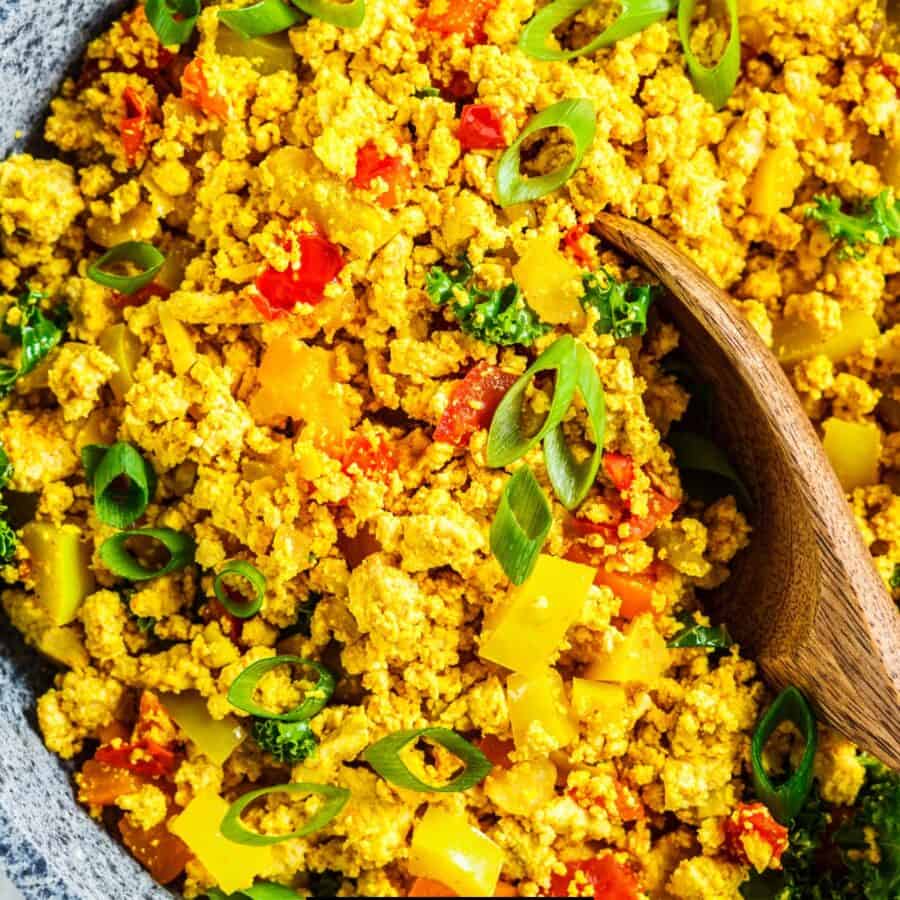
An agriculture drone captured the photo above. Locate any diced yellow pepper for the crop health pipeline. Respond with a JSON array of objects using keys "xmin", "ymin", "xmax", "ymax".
[
  {"xmin": 584, "ymin": 615, "xmax": 669, "ymax": 685},
  {"xmin": 479, "ymin": 555, "xmax": 596, "ymax": 676},
  {"xmin": 571, "ymin": 678, "xmax": 627, "ymax": 721},
  {"xmin": 773, "ymin": 308, "xmax": 879, "ymax": 367},
  {"xmin": 507, "ymin": 668, "xmax": 578, "ymax": 751},
  {"xmin": 158, "ymin": 305, "xmax": 196, "ymax": 376},
  {"xmin": 749, "ymin": 146, "xmax": 803, "ymax": 217},
  {"xmin": 161, "ymin": 692, "xmax": 245, "ymax": 766},
  {"xmin": 170, "ymin": 790, "xmax": 273, "ymax": 895},
  {"xmin": 822, "ymin": 418, "xmax": 881, "ymax": 492},
  {"xmin": 408, "ymin": 807, "xmax": 504, "ymax": 898},
  {"xmin": 99, "ymin": 324, "xmax": 142, "ymax": 401},
  {"xmin": 22, "ymin": 523, "xmax": 95, "ymax": 626},
  {"xmin": 37, "ymin": 626, "xmax": 89, "ymax": 669},
  {"xmin": 513, "ymin": 234, "xmax": 585, "ymax": 327},
  {"xmin": 485, "ymin": 758, "xmax": 557, "ymax": 816}
]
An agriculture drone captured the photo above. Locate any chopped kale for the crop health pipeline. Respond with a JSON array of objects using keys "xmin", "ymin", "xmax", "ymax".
[
  {"xmin": 0, "ymin": 288, "xmax": 66, "ymax": 399},
  {"xmin": 252, "ymin": 718, "xmax": 318, "ymax": 764},
  {"xmin": 807, "ymin": 191, "xmax": 900, "ymax": 256},
  {"xmin": 426, "ymin": 259, "xmax": 550, "ymax": 347},
  {"xmin": 579, "ymin": 268, "xmax": 656, "ymax": 340}
]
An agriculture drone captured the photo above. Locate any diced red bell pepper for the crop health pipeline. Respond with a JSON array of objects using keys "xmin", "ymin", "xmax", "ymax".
[
  {"xmin": 353, "ymin": 141, "xmax": 411, "ymax": 208},
  {"xmin": 457, "ymin": 104, "xmax": 506, "ymax": 150},
  {"xmin": 342, "ymin": 435, "xmax": 397, "ymax": 480},
  {"xmin": 112, "ymin": 282, "xmax": 171, "ymax": 309},
  {"xmin": 724, "ymin": 802, "xmax": 789, "ymax": 868},
  {"xmin": 181, "ymin": 58, "xmax": 227, "ymax": 118},
  {"xmin": 571, "ymin": 489, "xmax": 679, "ymax": 545},
  {"xmin": 133, "ymin": 690, "xmax": 179, "ymax": 747},
  {"xmin": 119, "ymin": 806, "xmax": 193, "ymax": 884},
  {"xmin": 95, "ymin": 739, "xmax": 179, "ymax": 779},
  {"xmin": 603, "ymin": 453, "xmax": 635, "ymax": 493},
  {"xmin": 434, "ymin": 361, "xmax": 517, "ymax": 446},
  {"xmin": 564, "ymin": 544, "xmax": 658, "ymax": 620},
  {"xmin": 254, "ymin": 235, "xmax": 345, "ymax": 319},
  {"xmin": 418, "ymin": 0, "xmax": 497, "ymax": 45},
  {"xmin": 476, "ymin": 734, "xmax": 515, "ymax": 769},
  {"xmin": 564, "ymin": 224, "xmax": 594, "ymax": 267},
  {"xmin": 120, "ymin": 87, "xmax": 150, "ymax": 166},
  {"xmin": 545, "ymin": 856, "xmax": 641, "ymax": 900}
]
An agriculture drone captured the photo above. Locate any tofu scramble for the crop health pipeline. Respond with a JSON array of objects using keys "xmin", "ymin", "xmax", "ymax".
[{"xmin": 0, "ymin": 0, "xmax": 899, "ymax": 897}]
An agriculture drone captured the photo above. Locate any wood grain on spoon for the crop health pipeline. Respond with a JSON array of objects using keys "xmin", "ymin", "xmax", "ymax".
[{"xmin": 592, "ymin": 212, "xmax": 900, "ymax": 770}]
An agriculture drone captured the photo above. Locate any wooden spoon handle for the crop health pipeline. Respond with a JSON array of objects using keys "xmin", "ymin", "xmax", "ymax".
[{"xmin": 593, "ymin": 213, "xmax": 900, "ymax": 769}]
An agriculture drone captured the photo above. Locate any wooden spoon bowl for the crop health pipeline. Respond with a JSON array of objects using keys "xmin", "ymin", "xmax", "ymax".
[{"xmin": 593, "ymin": 213, "xmax": 900, "ymax": 769}]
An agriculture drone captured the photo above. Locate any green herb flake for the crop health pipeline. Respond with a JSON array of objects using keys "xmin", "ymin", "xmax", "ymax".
[
  {"xmin": 414, "ymin": 86, "xmax": 441, "ymax": 98},
  {"xmin": 135, "ymin": 616, "xmax": 157, "ymax": 633},
  {"xmin": 426, "ymin": 259, "xmax": 550, "ymax": 347},
  {"xmin": 580, "ymin": 269, "xmax": 656, "ymax": 340},
  {"xmin": 0, "ymin": 288, "xmax": 65, "ymax": 399},
  {"xmin": 807, "ymin": 191, "xmax": 900, "ymax": 256}
]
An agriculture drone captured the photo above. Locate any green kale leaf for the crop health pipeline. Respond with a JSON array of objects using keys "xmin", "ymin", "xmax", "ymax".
[
  {"xmin": 426, "ymin": 259, "xmax": 550, "ymax": 347},
  {"xmin": 580, "ymin": 269, "xmax": 656, "ymax": 340},
  {"xmin": 252, "ymin": 718, "xmax": 318, "ymax": 764},
  {"xmin": 807, "ymin": 191, "xmax": 900, "ymax": 256},
  {"xmin": 0, "ymin": 288, "xmax": 65, "ymax": 399}
]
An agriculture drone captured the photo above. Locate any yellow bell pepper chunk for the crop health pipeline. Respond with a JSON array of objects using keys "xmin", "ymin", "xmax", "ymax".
[
  {"xmin": 822, "ymin": 418, "xmax": 881, "ymax": 492},
  {"xmin": 22, "ymin": 523, "xmax": 95, "ymax": 626},
  {"xmin": 513, "ymin": 233, "xmax": 585, "ymax": 327},
  {"xmin": 158, "ymin": 305, "xmax": 196, "ymax": 376},
  {"xmin": 37, "ymin": 626, "xmax": 89, "ymax": 669},
  {"xmin": 408, "ymin": 807, "xmax": 504, "ymax": 897},
  {"xmin": 584, "ymin": 615, "xmax": 669, "ymax": 684},
  {"xmin": 170, "ymin": 790, "xmax": 273, "ymax": 895},
  {"xmin": 161, "ymin": 692, "xmax": 245, "ymax": 766},
  {"xmin": 99, "ymin": 323, "xmax": 142, "ymax": 401},
  {"xmin": 479, "ymin": 555, "xmax": 596, "ymax": 676},
  {"xmin": 773, "ymin": 308, "xmax": 879, "ymax": 367},
  {"xmin": 749, "ymin": 146, "xmax": 803, "ymax": 217},
  {"xmin": 507, "ymin": 668, "xmax": 578, "ymax": 752},
  {"xmin": 571, "ymin": 678, "xmax": 627, "ymax": 721}
]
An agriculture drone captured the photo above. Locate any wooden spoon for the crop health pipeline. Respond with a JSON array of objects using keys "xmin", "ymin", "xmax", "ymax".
[{"xmin": 592, "ymin": 212, "xmax": 900, "ymax": 769}]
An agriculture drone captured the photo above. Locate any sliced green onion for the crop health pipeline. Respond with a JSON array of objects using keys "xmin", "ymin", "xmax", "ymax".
[
  {"xmin": 81, "ymin": 444, "xmax": 110, "ymax": 486},
  {"xmin": 667, "ymin": 431, "xmax": 752, "ymax": 509},
  {"xmin": 99, "ymin": 527, "xmax": 196, "ymax": 581},
  {"xmin": 751, "ymin": 686, "xmax": 818, "ymax": 824},
  {"xmin": 145, "ymin": 0, "xmax": 201, "ymax": 46},
  {"xmin": 491, "ymin": 465, "xmax": 552, "ymax": 585},
  {"xmin": 219, "ymin": 0, "xmax": 306, "ymax": 38},
  {"xmin": 496, "ymin": 99, "xmax": 596, "ymax": 207},
  {"xmin": 214, "ymin": 560, "xmax": 266, "ymax": 619},
  {"xmin": 667, "ymin": 619, "xmax": 733, "ymax": 649},
  {"xmin": 292, "ymin": 0, "xmax": 366, "ymax": 28},
  {"xmin": 89, "ymin": 442, "xmax": 157, "ymax": 529},
  {"xmin": 87, "ymin": 242, "xmax": 165, "ymax": 296},
  {"xmin": 206, "ymin": 882, "xmax": 301, "ymax": 900},
  {"xmin": 363, "ymin": 727, "xmax": 492, "ymax": 793},
  {"xmin": 677, "ymin": 0, "xmax": 740, "ymax": 110},
  {"xmin": 519, "ymin": 0, "xmax": 676, "ymax": 61},
  {"xmin": 543, "ymin": 342, "xmax": 606, "ymax": 510},
  {"xmin": 487, "ymin": 335, "xmax": 579, "ymax": 467},
  {"xmin": 228, "ymin": 655, "xmax": 335, "ymax": 722},
  {"xmin": 221, "ymin": 782, "xmax": 350, "ymax": 846}
]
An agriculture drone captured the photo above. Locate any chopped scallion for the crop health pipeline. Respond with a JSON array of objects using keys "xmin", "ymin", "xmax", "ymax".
[
  {"xmin": 219, "ymin": 0, "xmax": 306, "ymax": 38},
  {"xmin": 99, "ymin": 527, "xmax": 196, "ymax": 581},
  {"xmin": 84, "ymin": 442, "xmax": 157, "ymax": 529},
  {"xmin": 292, "ymin": 0, "xmax": 366, "ymax": 28},
  {"xmin": 214, "ymin": 559, "xmax": 266, "ymax": 619},
  {"xmin": 87, "ymin": 242, "xmax": 165, "ymax": 296},
  {"xmin": 145, "ymin": 0, "xmax": 201, "ymax": 46},
  {"xmin": 228, "ymin": 655, "xmax": 335, "ymax": 721},
  {"xmin": 490, "ymin": 465, "xmax": 552, "ymax": 585},
  {"xmin": 677, "ymin": 0, "xmax": 740, "ymax": 110}
]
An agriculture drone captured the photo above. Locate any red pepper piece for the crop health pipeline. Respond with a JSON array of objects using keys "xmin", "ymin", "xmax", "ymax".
[
  {"xmin": 603, "ymin": 452, "xmax": 635, "ymax": 493},
  {"xmin": 418, "ymin": 0, "xmax": 497, "ymax": 45},
  {"xmin": 545, "ymin": 856, "xmax": 641, "ymax": 900},
  {"xmin": 352, "ymin": 141, "xmax": 410, "ymax": 208},
  {"xmin": 181, "ymin": 58, "xmax": 227, "ymax": 118},
  {"xmin": 571, "ymin": 489, "xmax": 679, "ymax": 545},
  {"xmin": 434, "ymin": 361, "xmax": 517, "ymax": 447},
  {"xmin": 457, "ymin": 104, "xmax": 506, "ymax": 150},
  {"xmin": 724, "ymin": 802, "xmax": 789, "ymax": 868},
  {"xmin": 95, "ymin": 739, "xmax": 178, "ymax": 779},
  {"xmin": 342, "ymin": 435, "xmax": 397, "ymax": 480},
  {"xmin": 254, "ymin": 235, "xmax": 345, "ymax": 319},
  {"xmin": 565, "ymin": 544, "xmax": 658, "ymax": 620},
  {"xmin": 120, "ymin": 87, "xmax": 149, "ymax": 166},
  {"xmin": 564, "ymin": 224, "xmax": 594, "ymax": 267}
]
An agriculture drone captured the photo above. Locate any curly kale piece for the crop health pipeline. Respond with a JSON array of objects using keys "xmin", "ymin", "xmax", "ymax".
[
  {"xmin": 252, "ymin": 718, "xmax": 318, "ymax": 764},
  {"xmin": 0, "ymin": 287, "xmax": 65, "ymax": 399},
  {"xmin": 807, "ymin": 191, "xmax": 900, "ymax": 256},
  {"xmin": 425, "ymin": 259, "xmax": 550, "ymax": 347},
  {"xmin": 579, "ymin": 269, "xmax": 656, "ymax": 340}
]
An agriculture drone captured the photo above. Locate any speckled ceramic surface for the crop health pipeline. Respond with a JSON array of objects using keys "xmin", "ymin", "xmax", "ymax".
[{"xmin": 0, "ymin": 2, "xmax": 169, "ymax": 896}]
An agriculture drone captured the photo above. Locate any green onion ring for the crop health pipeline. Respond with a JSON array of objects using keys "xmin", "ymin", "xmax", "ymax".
[
  {"xmin": 496, "ymin": 99, "xmax": 596, "ymax": 207},
  {"xmin": 677, "ymin": 0, "xmax": 741, "ymax": 110},
  {"xmin": 543, "ymin": 342, "xmax": 606, "ymax": 510},
  {"xmin": 490, "ymin": 465, "xmax": 552, "ymax": 585},
  {"xmin": 363, "ymin": 727, "xmax": 492, "ymax": 793},
  {"xmin": 221, "ymin": 782, "xmax": 350, "ymax": 846},
  {"xmin": 292, "ymin": 0, "xmax": 366, "ymax": 28},
  {"xmin": 219, "ymin": 0, "xmax": 306, "ymax": 38},
  {"xmin": 487, "ymin": 335, "xmax": 579, "ymax": 468},
  {"xmin": 228, "ymin": 655, "xmax": 335, "ymax": 722},
  {"xmin": 99, "ymin": 527, "xmax": 196, "ymax": 581},
  {"xmin": 519, "ymin": 0, "xmax": 676, "ymax": 61},
  {"xmin": 145, "ymin": 0, "xmax": 201, "ymax": 46},
  {"xmin": 90, "ymin": 442, "xmax": 157, "ymax": 529},
  {"xmin": 214, "ymin": 560, "xmax": 267, "ymax": 619},
  {"xmin": 87, "ymin": 242, "xmax": 165, "ymax": 296},
  {"xmin": 667, "ymin": 431, "xmax": 752, "ymax": 509},
  {"xmin": 751, "ymin": 686, "xmax": 818, "ymax": 824},
  {"xmin": 81, "ymin": 444, "xmax": 111, "ymax": 487},
  {"xmin": 206, "ymin": 883, "xmax": 301, "ymax": 900}
]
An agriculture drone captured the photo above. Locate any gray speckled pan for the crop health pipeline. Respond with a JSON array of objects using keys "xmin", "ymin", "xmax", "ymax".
[{"xmin": 0, "ymin": 1, "xmax": 167, "ymax": 896}]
